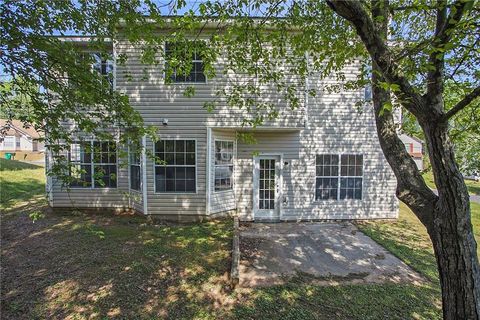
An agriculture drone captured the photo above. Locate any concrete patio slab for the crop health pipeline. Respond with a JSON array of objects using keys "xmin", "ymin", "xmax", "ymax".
[{"xmin": 239, "ymin": 222, "xmax": 424, "ymax": 287}]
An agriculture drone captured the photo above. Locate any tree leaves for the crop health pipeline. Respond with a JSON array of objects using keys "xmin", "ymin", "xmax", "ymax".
[{"xmin": 1, "ymin": 0, "xmax": 478, "ymax": 186}]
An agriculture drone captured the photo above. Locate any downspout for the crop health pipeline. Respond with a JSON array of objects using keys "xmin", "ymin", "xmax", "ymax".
[
  {"xmin": 206, "ymin": 127, "xmax": 212, "ymax": 215},
  {"xmin": 304, "ymin": 51, "xmax": 310, "ymax": 128},
  {"xmin": 142, "ymin": 135, "xmax": 148, "ymax": 215}
]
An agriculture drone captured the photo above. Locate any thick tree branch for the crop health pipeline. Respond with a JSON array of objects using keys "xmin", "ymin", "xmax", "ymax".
[
  {"xmin": 425, "ymin": 0, "xmax": 447, "ymax": 106},
  {"xmin": 443, "ymin": 86, "xmax": 480, "ymax": 120},
  {"xmin": 326, "ymin": 0, "xmax": 433, "ymax": 122},
  {"xmin": 425, "ymin": 0, "xmax": 470, "ymax": 105},
  {"xmin": 370, "ymin": 0, "xmax": 437, "ymax": 228}
]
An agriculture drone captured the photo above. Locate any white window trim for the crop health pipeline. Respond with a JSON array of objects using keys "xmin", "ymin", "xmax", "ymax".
[
  {"xmin": 314, "ymin": 153, "xmax": 364, "ymax": 202},
  {"xmin": 163, "ymin": 41, "xmax": 208, "ymax": 85},
  {"xmin": 213, "ymin": 139, "xmax": 235, "ymax": 194},
  {"xmin": 128, "ymin": 143, "xmax": 142, "ymax": 193},
  {"xmin": 68, "ymin": 139, "xmax": 119, "ymax": 190},
  {"xmin": 153, "ymin": 138, "xmax": 198, "ymax": 194}
]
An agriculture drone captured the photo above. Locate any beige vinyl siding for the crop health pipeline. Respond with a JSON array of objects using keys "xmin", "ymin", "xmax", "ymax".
[
  {"xmin": 51, "ymin": 36, "xmax": 397, "ymax": 220},
  {"xmin": 115, "ymin": 38, "xmax": 305, "ymax": 130},
  {"xmin": 116, "ymin": 38, "xmax": 209, "ymax": 217},
  {"xmin": 235, "ymin": 61, "xmax": 397, "ymax": 221},
  {"xmin": 114, "ymin": 37, "xmax": 306, "ymax": 218},
  {"xmin": 209, "ymin": 129, "xmax": 236, "ymax": 214},
  {"xmin": 128, "ymin": 189, "xmax": 144, "ymax": 213}
]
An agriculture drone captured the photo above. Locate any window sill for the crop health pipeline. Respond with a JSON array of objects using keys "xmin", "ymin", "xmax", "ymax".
[
  {"xmin": 213, "ymin": 188, "xmax": 234, "ymax": 194},
  {"xmin": 313, "ymin": 199, "xmax": 363, "ymax": 203},
  {"xmin": 67, "ymin": 187, "xmax": 118, "ymax": 190},
  {"xmin": 154, "ymin": 192, "xmax": 198, "ymax": 195},
  {"xmin": 164, "ymin": 82, "xmax": 208, "ymax": 85}
]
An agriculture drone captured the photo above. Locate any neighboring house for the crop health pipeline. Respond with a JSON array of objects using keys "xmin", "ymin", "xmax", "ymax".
[
  {"xmin": 47, "ymin": 33, "xmax": 398, "ymax": 222},
  {"xmin": 399, "ymin": 134, "xmax": 424, "ymax": 171},
  {"xmin": 0, "ymin": 119, "xmax": 44, "ymax": 152}
]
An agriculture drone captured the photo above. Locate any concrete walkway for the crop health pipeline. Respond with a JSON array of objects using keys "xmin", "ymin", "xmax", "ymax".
[
  {"xmin": 239, "ymin": 222, "xmax": 423, "ymax": 287},
  {"xmin": 431, "ymin": 188, "xmax": 479, "ymax": 204}
]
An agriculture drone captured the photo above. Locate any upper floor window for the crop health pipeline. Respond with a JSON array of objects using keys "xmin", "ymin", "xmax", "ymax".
[
  {"xmin": 69, "ymin": 52, "xmax": 113, "ymax": 89},
  {"xmin": 69, "ymin": 141, "xmax": 117, "ymax": 188},
  {"xmin": 165, "ymin": 42, "xmax": 206, "ymax": 83},
  {"xmin": 154, "ymin": 140, "xmax": 196, "ymax": 193},
  {"xmin": 91, "ymin": 52, "xmax": 114, "ymax": 88},
  {"xmin": 315, "ymin": 154, "xmax": 363, "ymax": 201},
  {"xmin": 214, "ymin": 140, "xmax": 234, "ymax": 191}
]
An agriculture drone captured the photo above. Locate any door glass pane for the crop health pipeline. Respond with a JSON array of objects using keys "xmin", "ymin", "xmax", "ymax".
[{"xmin": 258, "ymin": 159, "xmax": 275, "ymax": 210}]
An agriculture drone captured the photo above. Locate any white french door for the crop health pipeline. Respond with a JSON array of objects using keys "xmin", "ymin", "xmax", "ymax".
[{"xmin": 253, "ymin": 155, "xmax": 281, "ymax": 220}]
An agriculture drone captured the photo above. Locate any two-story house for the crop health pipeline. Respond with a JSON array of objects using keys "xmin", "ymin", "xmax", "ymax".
[{"xmin": 47, "ymin": 31, "xmax": 398, "ymax": 222}]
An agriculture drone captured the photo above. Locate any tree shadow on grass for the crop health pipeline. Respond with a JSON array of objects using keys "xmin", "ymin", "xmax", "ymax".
[
  {"xmin": 0, "ymin": 178, "xmax": 46, "ymax": 211},
  {"xmin": 1, "ymin": 211, "xmax": 234, "ymax": 320},
  {"xmin": 1, "ymin": 209, "xmax": 443, "ymax": 320},
  {"xmin": 233, "ymin": 280, "xmax": 441, "ymax": 320}
]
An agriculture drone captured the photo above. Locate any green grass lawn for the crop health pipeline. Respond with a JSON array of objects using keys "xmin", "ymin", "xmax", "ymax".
[
  {"xmin": 357, "ymin": 201, "xmax": 480, "ymax": 287},
  {"xmin": 6, "ymin": 160, "xmax": 480, "ymax": 319},
  {"xmin": 423, "ymin": 171, "xmax": 480, "ymax": 196},
  {"xmin": 0, "ymin": 158, "xmax": 46, "ymax": 211}
]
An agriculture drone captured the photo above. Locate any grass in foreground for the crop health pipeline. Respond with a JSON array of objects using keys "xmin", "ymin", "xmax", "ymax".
[
  {"xmin": 2, "ymin": 211, "xmax": 442, "ymax": 320},
  {"xmin": 0, "ymin": 158, "xmax": 46, "ymax": 211},
  {"xmin": 0, "ymin": 160, "xmax": 451, "ymax": 319},
  {"xmin": 358, "ymin": 202, "xmax": 480, "ymax": 281},
  {"xmin": 423, "ymin": 171, "xmax": 480, "ymax": 196}
]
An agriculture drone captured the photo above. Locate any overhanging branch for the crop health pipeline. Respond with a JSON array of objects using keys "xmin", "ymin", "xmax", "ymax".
[
  {"xmin": 425, "ymin": 0, "xmax": 470, "ymax": 103},
  {"xmin": 326, "ymin": 0, "xmax": 430, "ymax": 121},
  {"xmin": 443, "ymin": 86, "xmax": 480, "ymax": 120}
]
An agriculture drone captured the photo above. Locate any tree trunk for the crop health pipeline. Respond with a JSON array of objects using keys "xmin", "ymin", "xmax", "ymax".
[
  {"xmin": 421, "ymin": 120, "xmax": 480, "ymax": 319},
  {"xmin": 366, "ymin": 1, "xmax": 480, "ymax": 318},
  {"xmin": 326, "ymin": 0, "xmax": 480, "ymax": 317}
]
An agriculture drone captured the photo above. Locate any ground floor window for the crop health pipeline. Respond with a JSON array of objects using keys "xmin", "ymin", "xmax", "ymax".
[
  {"xmin": 69, "ymin": 141, "xmax": 117, "ymax": 188},
  {"xmin": 129, "ymin": 142, "xmax": 142, "ymax": 191},
  {"xmin": 154, "ymin": 139, "xmax": 196, "ymax": 193},
  {"xmin": 316, "ymin": 154, "xmax": 363, "ymax": 200},
  {"xmin": 214, "ymin": 140, "xmax": 234, "ymax": 191}
]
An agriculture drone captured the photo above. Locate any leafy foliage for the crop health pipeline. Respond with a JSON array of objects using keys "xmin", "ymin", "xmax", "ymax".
[
  {"xmin": 2, "ymin": 0, "xmax": 478, "ymax": 179},
  {"xmin": 402, "ymin": 81, "xmax": 480, "ymax": 173}
]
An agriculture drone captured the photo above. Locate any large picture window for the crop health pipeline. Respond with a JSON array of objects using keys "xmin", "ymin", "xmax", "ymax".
[
  {"xmin": 129, "ymin": 143, "xmax": 141, "ymax": 191},
  {"xmin": 165, "ymin": 42, "xmax": 206, "ymax": 83},
  {"xmin": 315, "ymin": 154, "xmax": 363, "ymax": 200},
  {"xmin": 69, "ymin": 141, "xmax": 117, "ymax": 188},
  {"xmin": 214, "ymin": 140, "xmax": 234, "ymax": 191},
  {"xmin": 155, "ymin": 140, "xmax": 196, "ymax": 193}
]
